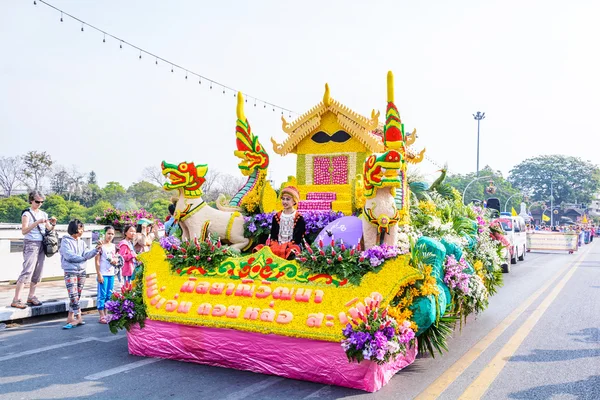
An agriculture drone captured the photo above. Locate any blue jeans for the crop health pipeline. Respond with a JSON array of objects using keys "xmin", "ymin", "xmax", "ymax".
[{"xmin": 97, "ymin": 275, "xmax": 115, "ymax": 310}]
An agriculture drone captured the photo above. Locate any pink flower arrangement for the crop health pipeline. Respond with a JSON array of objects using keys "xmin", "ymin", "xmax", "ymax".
[{"xmin": 444, "ymin": 255, "xmax": 471, "ymax": 294}]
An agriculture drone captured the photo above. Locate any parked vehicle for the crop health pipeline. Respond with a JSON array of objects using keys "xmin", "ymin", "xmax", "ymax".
[{"xmin": 497, "ymin": 216, "xmax": 527, "ymax": 265}]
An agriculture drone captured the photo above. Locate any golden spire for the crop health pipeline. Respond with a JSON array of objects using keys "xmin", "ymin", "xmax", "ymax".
[
  {"xmin": 323, "ymin": 83, "xmax": 331, "ymax": 106},
  {"xmin": 236, "ymin": 91, "xmax": 245, "ymax": 121}
]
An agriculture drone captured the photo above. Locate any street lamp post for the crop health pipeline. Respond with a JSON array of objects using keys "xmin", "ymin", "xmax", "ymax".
[
  {"xmin": 550, "ymin": 180, "xmax": 554, "ymax": 226},
  {"xmin": 462, "ymin": 174, "xmax": 495, "ymax": 204},
  {"xmin": 504, "ymin": 193, "xmax": 523, "ymax": 212},
  {"xmin": 473, "ymin": 111, "xmax": 485, "ymax": 176}
]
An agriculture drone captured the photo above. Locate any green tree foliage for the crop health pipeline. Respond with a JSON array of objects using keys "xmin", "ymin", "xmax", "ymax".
[
  {"xmin": 66, "ymin": 201, "xmax": 88, "ymax": 223},
  {"xmin": 146, "ymin": 198, "xmax": 171, "ymax": 221},
  {"xmin": 0, "ymin": 196, "xmax": 29, "ymax": 223},
  {"xmin": 446, "ymin": 166, "xmax": 522, "ymax": 211},
  {"xmin": 85, "ymin": 200, "xmax": 114, "ymax": 225},
  {"xmin": 22, "ymin": 151, "xmax": 53, "ymax": 190},
  {"xmin": 43, "ymin": 195, "xmax": 70, "ymax": 223},
  {"xmin": 103, "ymin": 181, "xmax": 128, "ymax": 207},
  {"xmin": 76, "ymin": 183, "xmax": 104, "ymax": 207},
  {"xmin": 127, "ymin": 181, "xmax": 164, "ymax": 209},
  {"xmin": 508, "ymin": 155, "xmax": 600, "ymax": 205}
]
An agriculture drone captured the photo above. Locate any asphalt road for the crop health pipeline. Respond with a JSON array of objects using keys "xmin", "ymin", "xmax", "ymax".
[{"xmin": 1, "ymin": 242, "xmax": 599, "ymax": 400}]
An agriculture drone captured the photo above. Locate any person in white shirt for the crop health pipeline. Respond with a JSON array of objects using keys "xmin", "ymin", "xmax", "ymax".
[{"xmin": 11, "ymin": 190, "xmax": 57, "ymax": 309}]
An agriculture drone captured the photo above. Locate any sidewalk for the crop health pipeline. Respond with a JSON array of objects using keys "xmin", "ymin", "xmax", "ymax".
[{"xmin": 0, "ymin": 275, "xmax": 121, "ymax": 323}]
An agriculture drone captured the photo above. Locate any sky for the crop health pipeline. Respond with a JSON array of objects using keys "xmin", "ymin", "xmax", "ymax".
[{"xmin": 1, "ymin": 0, "xmax": 599, "ymax": 189}]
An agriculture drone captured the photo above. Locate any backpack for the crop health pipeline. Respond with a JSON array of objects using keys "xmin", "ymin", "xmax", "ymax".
[{"xmin": 23, "ymin": 210, "xmax": 60, "ymax": 257}]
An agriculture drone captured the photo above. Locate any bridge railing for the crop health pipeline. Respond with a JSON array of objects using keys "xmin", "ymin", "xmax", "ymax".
[{"xmin": 0, "ymin": 223, "xmax": 106, "ymax": 282}]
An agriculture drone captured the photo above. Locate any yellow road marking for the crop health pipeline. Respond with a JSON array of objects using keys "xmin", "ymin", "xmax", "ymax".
[
  {"xmin": 458, "ymin": 251, "xmax": 585, "ymax": 399},
  {"xmin": 415, "ymin": 246, "xmax": 591, "ymax": 400}
]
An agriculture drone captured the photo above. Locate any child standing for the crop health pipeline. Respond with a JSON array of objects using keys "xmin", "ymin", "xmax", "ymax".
[
  {"xmin": 95, "ymin": 226, "xmax": 119, "ymax": 324},
  {"xmin": 60, "ymin": 219, "xmax": 101, "ymax": 329}
]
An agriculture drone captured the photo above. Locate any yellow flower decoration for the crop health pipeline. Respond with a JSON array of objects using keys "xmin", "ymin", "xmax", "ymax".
[
  {"xmin": 138, "ymin": 244, "xmax": 422, "ymax": 342},
  {"xmin": 418, "ymin": 200, "xmax": 439, "ymax": 216}
]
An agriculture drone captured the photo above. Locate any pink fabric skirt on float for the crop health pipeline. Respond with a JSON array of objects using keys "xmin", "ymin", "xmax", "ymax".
[{"xmin": 127, "ymin": 319, "xmax": 417, "ymax": 392}]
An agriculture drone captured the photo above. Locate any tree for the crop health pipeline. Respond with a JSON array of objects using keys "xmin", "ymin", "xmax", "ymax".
[
  {"xmin": 85, "ymin": 200, "xmax": 114, "ymax": 224},
  {"xmin": 88, "ymin": 171, "xmax": 97, "ymax": 185},
  {"xmin": 22, "ymin": 151, "xmax": 53, "ymax": 190},
  {"xmin": 147, "ymin": 198, "xmax": 172, "ymax": 221},
  {"xmin": 218, "ymin": 174, "xmax": 246, "ymax": 198},
  {"xmin": 43, "ymin": 194, "xmax": 70, "ymax": 223},
  {"xmin": 65, "ymin": 201, "xmax": 88, "ymax": 223},
  {"xmin": 508, "ymin": 155, "xmax": 600, "ymax": 206},
  {"xmin": 50, "ymin": 166, "xmax": 71, "ymax": 195},
  {"xmin": 202, "ymin": 170, "xmax": 223, "ymax": 202},
  {"xmin": 66, "ymin": 167, "xmax": 85, "ymax": 201},
  {"xmin": 446, "ymin": 166, "xmax": 522, "ymax": 211},
  {"xmin": 141, "ymin": 165, "xmax": 166, "ymax": 187},
  {"xmin": 77, "ymin": 183, "xmax": 104, "ymax": 207},
  {"xmin": 127, "ymin": 181, "xmax": 165, "ymax": 209},
  {"xmin": 0, "ymin": 156, "xmax": 24, "ymax": 197},
  {"xmin": 201, "ymin": 171, "xmax": 245, "ymax": 202},
  {"xmin": 0, "ymin": 196, "xmax": 29, "ymax": 223},
  {"xmin": 103, "ymin": 181, "xmax": 127, "ymax": 207}
]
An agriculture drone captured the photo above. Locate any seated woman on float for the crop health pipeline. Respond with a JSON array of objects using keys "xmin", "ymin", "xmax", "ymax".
[{"xmin": 255, "ymin": 186, "xmax": 305, "ymax": 260}]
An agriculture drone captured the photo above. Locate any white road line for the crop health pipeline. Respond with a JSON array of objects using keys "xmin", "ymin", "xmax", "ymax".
[
  {"xmin": 84, "ymin": 358, "xmax": 162, "ymax": 380},
  {"xmin": 0, "ymin": 337, "xmax": 93, "ymax": 362},
  {"xmin": 0, "ymin": 336, "xmax": 125, "ymax": 362},
  {"xmin": 303, "ymin": 385, "xmax": 332, "ymax": 399},
  {"xmin": 222, "ymin": 376, "xmax": 284, "ymax": 400}
]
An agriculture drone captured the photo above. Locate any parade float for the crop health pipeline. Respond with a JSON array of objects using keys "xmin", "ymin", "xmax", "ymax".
[{"xmin": 106, "ymin": 72, "xmax": 507, "ymax": 392}]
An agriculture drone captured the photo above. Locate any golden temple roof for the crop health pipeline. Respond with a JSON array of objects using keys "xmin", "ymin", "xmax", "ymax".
[{"xmin": 270, "ymin": 84, "xmax": 383, "ymax": 156}]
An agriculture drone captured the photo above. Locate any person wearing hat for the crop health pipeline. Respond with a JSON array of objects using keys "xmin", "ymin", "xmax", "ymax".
[
  {"xmin": 257, "ymin": 186, "xmax": 305, "ymax": 260},
  {"xmin": 134, "ymin": 219, "xmax": 157, "ymax": 254}
]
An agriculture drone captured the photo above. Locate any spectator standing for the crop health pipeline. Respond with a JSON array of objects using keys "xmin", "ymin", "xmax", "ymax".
[
  {"xmin": 134, "ymin": 219, "xmax": 157, "ymax": 254},
  {"xmin": 95, "ymin": 226, "xmax": 119, "ymax": 324},
  {"xmin": 11, "ymin": 190, "xmax": 57, "ymax": 309},
  {"xmin": 60, "ymin": 219, "xmax": 101, "ymax": 329},
  {"xmin": 164, "ymin": 203, "xmax": 179, "ymax": 237},
  {"xmin": 119, "ymin": 224, "xmax": 138, "ymax": 283}
]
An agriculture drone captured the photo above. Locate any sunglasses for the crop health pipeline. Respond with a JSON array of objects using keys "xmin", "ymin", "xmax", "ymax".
[{"xmin": 34, "ymin": 200, "xmax": 44, "ymax": 204}]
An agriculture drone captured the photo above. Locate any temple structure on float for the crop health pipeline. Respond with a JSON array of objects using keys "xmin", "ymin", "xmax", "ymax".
[{"xmin": 271, "ymin": 84, "xmax": 383, "ymax": 215}]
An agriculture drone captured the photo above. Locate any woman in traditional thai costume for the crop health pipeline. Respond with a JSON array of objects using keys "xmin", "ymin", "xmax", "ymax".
[{"xmin": 255, "ymin": 186, "xmax": 305, "ymax": 260}]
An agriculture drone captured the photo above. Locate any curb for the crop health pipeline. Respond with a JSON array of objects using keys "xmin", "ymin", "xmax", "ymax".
[{"xmin": 0, "ymin": 297, "xmax": 97, "ymax": 323}]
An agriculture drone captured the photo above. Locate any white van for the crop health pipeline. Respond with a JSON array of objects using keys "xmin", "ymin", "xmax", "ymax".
[{"xmin": 497, "ymin": 216, "xmax": 527, "ymax": 265}]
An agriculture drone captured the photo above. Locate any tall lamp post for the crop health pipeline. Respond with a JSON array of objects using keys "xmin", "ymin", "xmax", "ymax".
[
  {"xmin": 462, "ymin": 174, "xmax": 495, "ymax": 204},
  {"xmin": 504, "ymin": 193, "xmax": 523, "ymax": 213},
  {"xmin": 550, "ymin": 180, "xmax": 554, "ymax": 226},
  {"xmin": 473, "ymin": 111, "xmax": 486, "ymax": 176}
]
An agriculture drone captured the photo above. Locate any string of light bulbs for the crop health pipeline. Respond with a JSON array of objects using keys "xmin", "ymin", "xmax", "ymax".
[
  {"xmin": 32, "ymin": 0, "xmax": 452, "ymax": 172},
  {"xmin": 32, "ymin": 0, "xmax": 299, "ymax": 118}
]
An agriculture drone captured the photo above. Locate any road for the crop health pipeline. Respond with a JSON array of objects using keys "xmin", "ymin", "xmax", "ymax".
[{"xmin": 1, "ymin": 242, "xmax": 599, "ymax": 399}]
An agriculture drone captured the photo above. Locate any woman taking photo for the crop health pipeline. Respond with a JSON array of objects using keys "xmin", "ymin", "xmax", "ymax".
[
  {"xmin": 11, "ymin": 190, "xmax": 57, "ymax": 309},
  {"xmin": 95, "ymin": 226, "xmax": 120, "ymax": 324},
  {"xmin": 60, "ymin": 219, "xmax": 101, "ymax": 329},
  {"xmin": 134, "ymin": 220, "xmax": 157, "ymax": 254}
]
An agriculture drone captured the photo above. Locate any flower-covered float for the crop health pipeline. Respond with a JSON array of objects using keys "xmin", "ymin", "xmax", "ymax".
[{"xmin": 107, "ymin": 72, "xmax": 508, "ymax": 392}]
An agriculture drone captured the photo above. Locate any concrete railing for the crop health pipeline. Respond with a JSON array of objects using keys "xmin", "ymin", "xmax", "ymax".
[{"xmin": 0, "ymin": 223, "xmax": 107, "ymax": 282}]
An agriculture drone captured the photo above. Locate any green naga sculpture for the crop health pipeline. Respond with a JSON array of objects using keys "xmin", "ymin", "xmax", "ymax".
[{"xmin": 217, "ymin": 93, "xmax": 278, "ymax": 214}]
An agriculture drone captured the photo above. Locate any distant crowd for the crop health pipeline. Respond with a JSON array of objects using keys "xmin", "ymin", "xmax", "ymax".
[{"xmin": 527, "ymin": 223, "xmax": 597, "ymax": 245}]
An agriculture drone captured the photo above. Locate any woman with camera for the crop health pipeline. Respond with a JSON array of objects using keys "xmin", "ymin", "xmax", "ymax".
[{"xmin": 11, "ymin": 190, "xmax": 57, "ymax": 309}]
